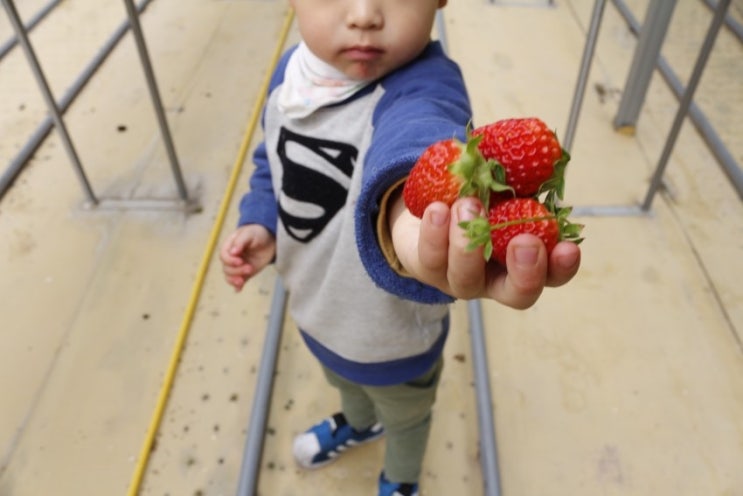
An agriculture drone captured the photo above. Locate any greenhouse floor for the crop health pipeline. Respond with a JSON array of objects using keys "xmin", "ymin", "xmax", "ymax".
[{"xmin": 1, "ymin": 0, "xmax": 742, "ymax": 495}]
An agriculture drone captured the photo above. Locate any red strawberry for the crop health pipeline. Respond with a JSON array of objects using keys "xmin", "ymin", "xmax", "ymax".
[
  {"xmin": 403, "ymin": 136, "xmax": 507, "ymax": 218},
  {"xmin": 472, "ymin": 118, "xmax": 569, "ymax": 199},
  {"xmin": 460, "ymin": 197, "xmax": 583, "ymax": 265}
]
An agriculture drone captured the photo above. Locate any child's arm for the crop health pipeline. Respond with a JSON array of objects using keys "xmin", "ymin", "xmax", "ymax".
[
  {"xmin": 223, "ymin": 141, "xmax": 280, "ymax": 292},
  {"xmin": 388, "ymin": 192, "xmax": 581, "ymax": 309}
]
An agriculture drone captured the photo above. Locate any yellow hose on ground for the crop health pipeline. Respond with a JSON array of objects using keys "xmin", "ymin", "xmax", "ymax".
[{"xmin": 126, "ymin": 8, "xmax": 295, "ymax": 495}]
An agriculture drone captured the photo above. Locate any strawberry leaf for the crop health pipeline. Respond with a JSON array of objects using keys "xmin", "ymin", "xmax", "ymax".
[
  {"xmin": 551, "ymin": 204, "xmax": 584, "ymax": 244},
  {"xmin": 449, "ymin": 133, "xmax": 513, "ymax": 211},
  {"xmin": 459, "ymin": 216, "xmax": 494, "ymax": 260},
  {"xmin": 538, "ymin": 148, "xmax": 570, "ymax": 201}
]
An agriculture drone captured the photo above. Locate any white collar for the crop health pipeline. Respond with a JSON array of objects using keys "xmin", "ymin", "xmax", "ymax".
[{"xmin": 277, "ymin": 43, "xmax": 372, "ymax": 119}]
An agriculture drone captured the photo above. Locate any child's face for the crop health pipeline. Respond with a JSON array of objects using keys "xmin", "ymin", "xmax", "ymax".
[{"xmin": 290, "ymin": 0, "xmax": 447, "ymax": 80}]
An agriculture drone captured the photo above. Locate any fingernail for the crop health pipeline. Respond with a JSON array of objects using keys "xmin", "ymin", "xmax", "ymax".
[
  {"xmin": 556, "ymin": 252, "xmax": 580, "ymax": 270},
  {"xmin": 458, "ymin": 202, "xmax": 478, "ymax": 221},
  {"xmin": 514, "ymin": 245, "xmax": 539, "ymax": 267},
  {"xmin": 430, "ymin": 209, "xmax": 447, "ymax": 226}
]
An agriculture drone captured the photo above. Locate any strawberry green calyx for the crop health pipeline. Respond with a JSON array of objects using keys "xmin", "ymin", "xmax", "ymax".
[
  {"xmin": 459, "ymin": 214, "xmax": 557, "ymax": 262},
  {"xmin": 538, "ymin": 147, "xmax": 570, "ymax": 202},
  {"xmin": 550, "ymin": 204, "xmax": 584, "ymax": 245},
  {"xmin": 459, "ymin": 196, "xmax": 584, "ymax": 263},
  {"xmin": 541, "ymin": 177, "xmax": 583, "ymax": 245},
  {"xmin": 448, "ymin": 133, "xmax": 512, "ymax": 211},
  {"xmin": 459, "ymin": 215, "xmax": 499, "ymax": 261}
]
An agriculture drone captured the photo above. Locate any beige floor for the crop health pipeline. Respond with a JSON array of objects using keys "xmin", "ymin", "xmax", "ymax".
[{"xmin": 1, "ymin": 1, "xmax": 742, "ymax": 495}]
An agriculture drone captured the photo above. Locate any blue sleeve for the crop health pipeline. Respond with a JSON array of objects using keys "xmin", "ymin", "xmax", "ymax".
[
  {"xmin": 238, "ymin": 141, "xmax": 277, "ymax": 233},
  {"xmin": 355, "ymin": 42, "xmax": 473, "ymax": 304},
  {"xmin": 236, "ymin": 46, "xmax": 299, "ymax": 232}
]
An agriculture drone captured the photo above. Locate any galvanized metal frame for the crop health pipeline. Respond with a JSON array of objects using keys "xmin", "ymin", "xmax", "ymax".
[
  {"xmin": 703, "ymin": 0, "xmax": 743, "ymax": 43},
  {"xmin": 0, "ymin": 0, "xmax": 155, "ymax": 201},
  {"xmin": 2, "ymin": 0, "xmax": 98, "ymax": 204},
  {"xmin": 612, "ymin": 0, "xmax": 678, "ymax": 134},
  {"xmin": 437, "ymin": 11, "xmax": 504, "ymax": 496},
  {"xmin": 0, "ymin": 0, "xmax": 62, "ymax": 61},
  {"xmin": 641, "ymin": 0, "xmax": 733, "ymax": 210},
  {"xmin": 562, "ymin": 0, "xmax": 608, "ymax": 154},
  {"xmin": 611, "ymin": 0, "xmax": 743, "ymax": 204},
  {"xmin": 235, "ymin": 278, "xmax": 288, "ymax": 496},
  {"xmin": 568, "ymin": 0, "xmax": 741, "ymax": 218},
  {"xmin": 121, "ymin": 0, "xmax": 190, "ymax": 205},
  {"xmin": 0, "ymin": 0, "xmax": 198, "ymax": 211}
]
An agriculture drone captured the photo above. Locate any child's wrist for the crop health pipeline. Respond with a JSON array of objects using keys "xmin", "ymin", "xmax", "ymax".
[{"xmin": 376, "ymin": 178, "xmax": 411, "ymax": 277}]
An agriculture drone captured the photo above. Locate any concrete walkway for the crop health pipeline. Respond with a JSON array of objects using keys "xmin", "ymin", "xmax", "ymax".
[{"xmin": 1, "ymin": 1, "xmax": 742, "ymax": 495}]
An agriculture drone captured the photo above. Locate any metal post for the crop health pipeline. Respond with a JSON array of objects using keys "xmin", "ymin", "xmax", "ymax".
[
  {"xmin": 121, "ymin": 0, "xmax": 190, "ymax": 202},
  {"xmin": 563, "ymin": 0, "xmax": 607, "ymax": 153},
  {"xmin": 435, "ymin": 9, "xmax": 448, "ymax": 54},
  {"xmin": 468, "ymin": 300, "xmax": 503, "ymax": 496},
  {"xmin": 613, "ymin": 0, "xmax": 678, "ymax": 134},
  {"xmin": 436, "ymin": 10, "xmax": 503, "ymax": 495},
  {"xmin": 2, "ymin": 0, "xmax": 98, "ymax": 205},
  {"xmin": 0, "ymin": 0, "xmax": 62, "ymax": 61},
  {"xmin": 0, "ymin": 0, "xmax": 154, "ymax": 202},
  {"xmin": 612, "ymin": 0, "xmax": 743, "ymax": 202},
  {"xmin": 642, "ymin": 0, "xmax": 732, "ymax": 210},
  {"xmin": 702, "ymin": 0, "xmax": 743, "ymax": 47},
  {"xmin": 236, "ymin": 279, "xmax": 287, "ymax": 496}
]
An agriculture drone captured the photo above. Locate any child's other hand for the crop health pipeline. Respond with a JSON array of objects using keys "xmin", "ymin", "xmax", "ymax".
[
  {"xmin": 219, "ymin": 224, "xmax": 276, "ymax": 292},
  {"xmin": 390, "ymin": 196, "xmax": 581, "ymax": 308}
]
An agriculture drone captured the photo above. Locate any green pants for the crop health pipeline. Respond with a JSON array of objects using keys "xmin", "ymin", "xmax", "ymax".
[{"xmin": 322, "ymin": 357, "xmax": 444, "ymax": 483}]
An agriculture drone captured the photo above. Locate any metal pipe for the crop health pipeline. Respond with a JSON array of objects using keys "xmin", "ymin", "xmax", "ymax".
[
  {"xmin": 642, "ymin": 0, "xmax": 732, "ymax": 210},
  {"xmin": 613, "ymin": 0, "xmax": 678, "ymax": 132},
  {"xmin": 0, "ymin": 0, "xmax": 154, "ymax": 201},
  {"xmin": 572, "ymin": 204, "xmax": 645, "ymax": 217},
  {"xmin": 655, "ymin": 59, "xmax": 743, "ymax": 201},
  {"xmin": 468, "ymin": 300, "xmax": 503, "ymax": 496},
  {"xmin": 435, "ymin": 9, "xmax": 448, "ymax": 54},
  {"xmin": 703, "ymin": 0, "xmax": 743, "ymax": 44},
  {"xmin": 1, "ymin": 0, "xmax": 98, "ymax": 204},
  {"xmin": 236, "ymin": 279, "xmax": 287, "ymax": 496},
  {"xmin": 563, "ymin": 0, "xmax": 607, "ymax": 153},
  {"xmin": 126, "ymin": 9, "xmax": 294, "ymax": 492},
  {"xmin": 122, "ymin": 0, "xmax": 190, "ymax": 202},
  {"xmin": 0, "ymin": 0, "xmax": 62, "ymax": 61},
  {"xmin": 612, "ymin": 0, "xmax": 743, "ymax": 202},
  {"xmin": 435, "ymin": 11, "xmax": 502, "ymax": 495}
]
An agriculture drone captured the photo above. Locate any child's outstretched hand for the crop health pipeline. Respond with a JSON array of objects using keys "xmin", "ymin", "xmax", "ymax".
[
  {"xmin": 390, "ymin": 196, "xmax": 581, "ymax": 309},
  {"xmin": 219, "ymin": 224, "xmax": 276, "ymax": 292}
]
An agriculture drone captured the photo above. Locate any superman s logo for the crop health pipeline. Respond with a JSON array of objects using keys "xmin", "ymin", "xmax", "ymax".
[{"xmin": 276, "ymin": 127, "xmax": 358, "ymax": 243}]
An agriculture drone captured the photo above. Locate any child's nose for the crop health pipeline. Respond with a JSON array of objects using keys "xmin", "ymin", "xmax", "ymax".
[{"xmin": 346, "ymin": 0, "xmax": 383, "ymax": 30}]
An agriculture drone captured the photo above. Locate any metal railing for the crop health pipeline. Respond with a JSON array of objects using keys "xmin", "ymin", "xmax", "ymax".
[
  {"xmin": 3, "ymin": 1, "xmax": 737, "ymax": 494},
  {"xmin": 0, "ymin": 0, "xmax": 199, "ymax": 211},
  {"xmin": 566, "ymin": 0, "xmax": 741, "ymax": 217}
]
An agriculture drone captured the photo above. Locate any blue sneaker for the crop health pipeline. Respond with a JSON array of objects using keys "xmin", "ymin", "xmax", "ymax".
[
  {"xmin": 378, "ymin": 472, "xmax": 419, "ymax": 496},
  {"xmin": 292, "ymin": 412, "xmax": 384, "ymax": 469}
]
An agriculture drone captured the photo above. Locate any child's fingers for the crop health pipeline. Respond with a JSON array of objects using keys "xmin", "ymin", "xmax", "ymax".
[
  {"xmin": 223, "ymin": 261, "xmax": 254, "ymax": 278},
  {"xmin": 546, "ymin": 241, "xmax": 581, "ymax": 287},
  {"xmin": 446, "ymin": 198, "xmax": 486, "ymax": 299},
  {"xmin": 220, "ymin": 236, "xmax": 240, "ymax": 263},
  {"xmin": 222, "ymin": 253, "xmax": 246, "ymax": 268},
  {"xmin": 221, "ymin": 232, "xmax": 252, "ymax": 267},
  {"xmin": 491, "ymin": 234, "xmax": 548, "ymax": 309},
  {"xmin": 226, "ymin": 274, "xmax": 246, "ymax": 291},
  {"xmin": 417, "ymin": 202, "xmax": 450, "ymax": 274}
]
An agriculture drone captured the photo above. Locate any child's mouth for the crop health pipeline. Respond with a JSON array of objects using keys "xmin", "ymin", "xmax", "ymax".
[{"xmin": 344, "ymin": 46, "xmax": 384, "ymax": 62}]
